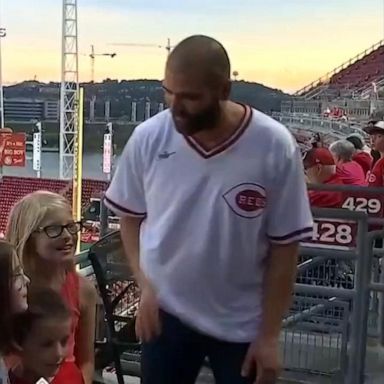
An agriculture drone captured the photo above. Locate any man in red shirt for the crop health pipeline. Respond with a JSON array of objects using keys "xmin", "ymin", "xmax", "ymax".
[
  {"xmin": 365, "ymin": 121, "xmax": 384, "ymax": 187},
  {"xmin": 329, "ymin": 140, "xmax": 366, "ymax": 186},
  {"xmin": 303, "ymin": 147, "xmax": 344, "ymax": 208},
  {"xmin": 346, "ymin": 135, "xmax": 372, "ymax": 176}
]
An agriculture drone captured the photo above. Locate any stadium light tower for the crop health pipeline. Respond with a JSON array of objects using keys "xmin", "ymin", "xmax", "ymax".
[
  {"xmin": 60, "ymin": 0, "xmax": 79, "ymax": 179},
  {"xmin": 0, "ymin": 26, "xmax": 6, "ymax": 129}
]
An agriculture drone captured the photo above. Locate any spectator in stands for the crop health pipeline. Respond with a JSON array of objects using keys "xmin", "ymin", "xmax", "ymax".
[
  {"xmin": 346, "ymin": 135, "xmax": 372, "ymax": 176},
  {"xmin": 9, "ymin": 288, "xmax": 84, "ymax": 384},
  {"xmin": 0, "ymin": 241, "xmax": 29, "ymax": 384},
  {"xmin": 329, "ymin": 140, "xmax": 366, "ymax": 186},
  {"xmin": 6, "ymin": 192, "xmax": 97, "ymax": 384},
  {"xmin": 371, "ymin": 149, "xmax": 381, "ymax": 167},
  {"xmin": 303, "ymin": 147, "xmax": 344, "ymax": 208},
  {"xmin": 364, "ymin": 121, "xmax": 384, "ymax": 186},
  {"xmin": 311, "ymin": 132, "xmax": 323, "ymax": 148},
  {"xmin": 365, "ymin": 118, "xmax": 383, "ymax": 168}
]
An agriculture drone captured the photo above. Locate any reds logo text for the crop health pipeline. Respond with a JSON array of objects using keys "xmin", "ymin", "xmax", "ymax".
[{"xmin": 223, "ymin": 183, "xmax": 267, "ymax": 218}]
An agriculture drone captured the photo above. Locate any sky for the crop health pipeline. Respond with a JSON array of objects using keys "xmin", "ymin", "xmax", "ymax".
[{"xmin": 1, "ymin": 0, "xmax": 384, "ymax": 92}]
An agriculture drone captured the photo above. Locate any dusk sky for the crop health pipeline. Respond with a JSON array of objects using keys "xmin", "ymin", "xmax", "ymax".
[{"xmin": 2, "ymin": 0, "xmax": 384, "ymax": 92}]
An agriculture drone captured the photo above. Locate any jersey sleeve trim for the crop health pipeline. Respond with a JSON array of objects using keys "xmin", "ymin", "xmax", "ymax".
[
  {"xmin": 104, "ymin": 195, "xmax": 147, "ymax": 218},
  {"xmin": 268, "ymin": 226, "xmax": 313, "ymax": 245}
]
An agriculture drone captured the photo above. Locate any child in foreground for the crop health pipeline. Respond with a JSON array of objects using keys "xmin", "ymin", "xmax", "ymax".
[
  {"xmin": 9, "ymin": 289, "xmax": 84, "ymax": 384},
  {"xmin": 0, "ymin": 240, "xmax": 29, "ymax": 384},
  {"xmin": 7, "ymin": 191, "xmax": 96, "ymax": 384}
]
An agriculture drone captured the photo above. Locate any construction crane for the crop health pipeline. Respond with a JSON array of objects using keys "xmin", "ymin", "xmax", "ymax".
[
  {"xmin": 108, "ymin": 38, "xmax": 173, "ymax": 56},
  {"xmin": 89, "ymin": 45, "xmax": 116, "ymax": 83}
]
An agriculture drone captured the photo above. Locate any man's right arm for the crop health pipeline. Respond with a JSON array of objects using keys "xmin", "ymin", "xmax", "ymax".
[
  {"xmin": 104, "ymin": 130, "xmax": 160, "ymax": 341},
  {"xmin": 104, "ymin": 131, "xmax": 147, "ymax": 285},
  {"xmin": 120, "ymin": 215, "xmax": 161, "ymax": 342},
  {"xmin": 120, "ymin": 215, "xmax": 147, "ymax": 289}
]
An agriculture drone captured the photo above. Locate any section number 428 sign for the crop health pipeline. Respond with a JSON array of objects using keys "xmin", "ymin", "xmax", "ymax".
[{"xmin": 303, "ymin": 218, "xmax": 357, "ymax": 250}]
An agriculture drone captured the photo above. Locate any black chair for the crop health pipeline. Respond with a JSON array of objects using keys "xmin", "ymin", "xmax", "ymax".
[{"xmin": 88, "ymin": 230, "xmax": 141, "ymax": 384}]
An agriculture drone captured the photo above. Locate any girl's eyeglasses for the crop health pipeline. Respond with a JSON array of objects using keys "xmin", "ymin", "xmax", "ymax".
[{"xmin": 37, "ymin": 221, "xmax": 83, "ymax": 239}]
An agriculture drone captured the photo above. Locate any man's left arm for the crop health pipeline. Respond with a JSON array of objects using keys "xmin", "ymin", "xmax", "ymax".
[
  {"xmin": 242, "ymin": 142, "xmax": 313, "ymax": 383},
  {"xmin": 263, "ymin": 144, "xmax": 313, "ymax": 341},
  {"xmin": 260, "ymin": 242, "xmax": 299, "ymax": 341},
  {"xmin": 241, "ymin": 243, "xmax": 299, "ymax": 383}
]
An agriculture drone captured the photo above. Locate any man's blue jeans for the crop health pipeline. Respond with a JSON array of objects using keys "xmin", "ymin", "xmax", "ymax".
[{"xmin": 141, "ymin": 309, "xmax": 254, "ymax": 384}]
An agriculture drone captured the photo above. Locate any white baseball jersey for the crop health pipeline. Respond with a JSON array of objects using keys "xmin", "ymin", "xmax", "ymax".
[{"xmin": 105, "ymin": 105, "xmax": 313, "ymax": 342}]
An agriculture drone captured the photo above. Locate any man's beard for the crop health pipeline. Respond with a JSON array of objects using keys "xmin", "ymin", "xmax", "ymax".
[{"xmin": 172, "ymin": 102, "xmax": 221, "ymax": 136}]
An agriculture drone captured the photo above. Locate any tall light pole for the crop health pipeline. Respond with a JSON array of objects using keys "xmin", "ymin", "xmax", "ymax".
[
  {"xmin": 0, "ymin": 26, "xmax": 6, "ymax": 129},
  {"xmin": 60, "ymin": 0, "xmax": 79, "ymax": 180}
]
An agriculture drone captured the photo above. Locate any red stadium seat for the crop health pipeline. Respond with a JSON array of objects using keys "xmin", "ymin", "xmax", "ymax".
[
  {"xmin": 0, "ymin": 176, "xmax": 108, "ymax": 233},
  {"xmin": 328, "ymin": 44, "xmax": 384, "ymax": 91}
]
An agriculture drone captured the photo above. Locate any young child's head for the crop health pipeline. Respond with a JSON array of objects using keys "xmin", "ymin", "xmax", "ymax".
[
  {"xmin": 12, "ymin": 288, "xmax": 71, "ymax": 381},
  {"xmin": 0, "ymin": 240, "xmax": 29, "ymax": 353},
  {"xmin": 6, "ymin": 191, "xmax": 81, "ymax": 276}
]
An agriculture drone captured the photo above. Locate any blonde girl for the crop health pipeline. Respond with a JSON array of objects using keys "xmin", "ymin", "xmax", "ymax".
[{"xmin": 6, "ymin": 191, "xmax": 96, "ymax": 384}]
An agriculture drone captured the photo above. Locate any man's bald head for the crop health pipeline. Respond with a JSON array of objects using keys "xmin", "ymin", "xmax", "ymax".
[
  {"xmin": 167, "ymin": 35, "xmax": 231, "ymax": 86},
  {"xmin": 163, "ymin": 36, "xmax": 232, "ymax": 136}
]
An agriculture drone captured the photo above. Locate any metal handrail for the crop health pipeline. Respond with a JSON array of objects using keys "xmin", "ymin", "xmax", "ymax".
[{"xmin": 271, "ymin": 111, "xmax": 366, "ymax": 138}]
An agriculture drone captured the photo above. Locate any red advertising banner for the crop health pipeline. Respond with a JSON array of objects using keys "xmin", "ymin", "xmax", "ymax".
[
  {"xmin": 0, "ymin": 133, "xmax": 26, "ymax": 167},
  {"xmin": 81, "ymin": 231, "xmax": 100, "ymax": 244}
]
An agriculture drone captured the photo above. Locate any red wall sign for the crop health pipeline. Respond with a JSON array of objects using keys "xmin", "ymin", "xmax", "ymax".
[
  {"xmin": 302, "ymin": 218, "xmax": 357, "ymax": 250},
  {"xmin": 0, "ymin": 133, "xmax": 26, "ymax": 167},
  {"xmin": 341, "ymin": 195, "xmax": 384, "ymax": 218},
  {"xmin": 305, "ymin": 191, "xmax": 384, "ymax": 250}
]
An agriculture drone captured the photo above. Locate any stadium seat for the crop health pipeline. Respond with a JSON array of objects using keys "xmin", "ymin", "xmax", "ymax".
[
  {"xmin": 327, "ymin": 44, "xmax": 384, "ymax": 92},
  {"xmin": 0, "ymin": 176, "xmax": 108, "ymax": 233},
  {"xmin": 88, "ymin": 231, "xmax": 141, "ymax": 384}
]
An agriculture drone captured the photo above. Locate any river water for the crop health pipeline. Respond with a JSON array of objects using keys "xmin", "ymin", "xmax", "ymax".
[{"xmin": 2, "ymin": 152, "xmax": 116, "ymax": 181}]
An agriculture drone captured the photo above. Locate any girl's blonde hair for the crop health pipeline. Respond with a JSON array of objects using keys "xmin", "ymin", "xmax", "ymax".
[
  {"xmin": 6, "ymin": 191, "xmax": 72, "ymax": 276},
  {"xmin": 0, "ymin": 240, "xmax": 17, "ymax": 353}
]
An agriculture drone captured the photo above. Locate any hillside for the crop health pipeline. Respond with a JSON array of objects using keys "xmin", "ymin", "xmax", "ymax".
[{"xmin": 4, "ymin": 79, "xmax": 290, "ymax": 118}]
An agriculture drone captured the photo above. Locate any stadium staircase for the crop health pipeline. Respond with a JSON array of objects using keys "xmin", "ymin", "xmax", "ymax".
[
  {"xmin": 360, "ymin": 77, "xmax": 384, "ymax": 99},
  {"xmin": 295, "ymin": 40, "xmax": 384, "ymax": 99}
]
